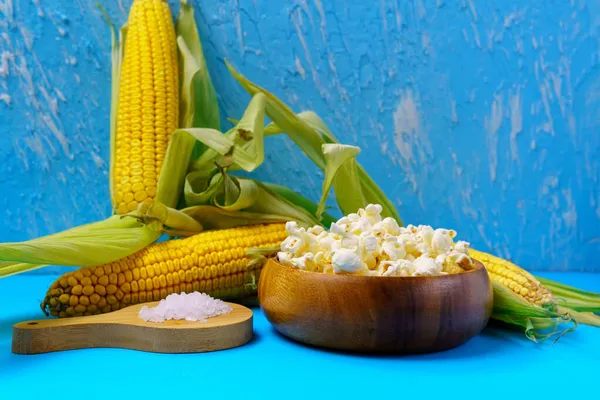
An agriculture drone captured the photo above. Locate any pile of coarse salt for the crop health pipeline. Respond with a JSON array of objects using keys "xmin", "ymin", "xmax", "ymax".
[{"xmin": 138, "ymin": 292, "xmax": 232, "ymax": 323}]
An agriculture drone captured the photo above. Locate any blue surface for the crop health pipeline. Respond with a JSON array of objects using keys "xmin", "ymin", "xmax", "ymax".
[
  {"xmin": 1, "ymin": 1, "xmax": 599, "ymax": 272},
  {"xmin": 1, "ymin": 271, "xmax": 599, "ymax": 398}
]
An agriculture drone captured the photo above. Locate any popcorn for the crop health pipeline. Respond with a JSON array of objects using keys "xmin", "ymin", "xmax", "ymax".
[
  {"xmin": 307, "ymin": 225, "xmax": 325, "ymax": 235},
  {"xmin": 276, "ymin": 204, "xmax": 472, "ymax": 277},
  {"xmin": 454, "ymin": 240, "xmax": 470, "ymax": 254},
  {"xmin": 332, "ymin": 248, "xmax": 364, "ymax": 274},
  {"xmin": 289, "ymin": 253, "xmax": 314, "ymax": 270},
  {"xmin": 413, "ymin": 255, "xmax": 442, "ymax": 276},
  {"xmin": 382, "ymin": 237, "xmax": 407, "ymax": 260},
  {"xmin": 381, "ymin": 259, "xmax": 416, "ymax": 277},
  {"xmin": 431, "ymin": 229, "xmax": 453, "ymax": 254}
]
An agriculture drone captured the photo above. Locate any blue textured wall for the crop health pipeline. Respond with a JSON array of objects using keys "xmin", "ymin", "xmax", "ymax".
[{"xmin": 1, "ymin": 0, "xmax": 599, "ymax": 272}]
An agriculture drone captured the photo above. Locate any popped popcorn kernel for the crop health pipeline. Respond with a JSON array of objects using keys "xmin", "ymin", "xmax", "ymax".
[{"xmin": 276, "ymin": 204, "xmax": 472, "ymax": 277}]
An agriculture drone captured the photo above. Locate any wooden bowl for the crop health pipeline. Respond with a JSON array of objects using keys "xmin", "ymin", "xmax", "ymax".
[{"xmin": 258, "ymin": 258, "xmax": 493, "ymax": 353}]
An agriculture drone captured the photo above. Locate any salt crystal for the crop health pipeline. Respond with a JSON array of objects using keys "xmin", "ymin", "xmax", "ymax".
[{"xmin": 138, "ymin": 292, "xmax": 232, "ymax": 323}]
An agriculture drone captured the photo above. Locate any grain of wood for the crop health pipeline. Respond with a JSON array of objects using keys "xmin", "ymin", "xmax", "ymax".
[{"xmin": 258, "ymin": 259, "xmax": 493, "ymax": 354}]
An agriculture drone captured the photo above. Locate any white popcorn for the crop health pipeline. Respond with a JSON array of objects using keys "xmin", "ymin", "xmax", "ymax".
[
  {"xmin": 431, "ymin": 229, "xmax": 453, "ymax": 254},
  {"xmin": 276, "ymin": 204, "xmax": 472, "ymax": 277},
  {"xmin": 360, "ymin": 234, "xmax": 378, "ymax": 253},
  {"xmin": 447, "ymin": 250, "xmax": 473, "ymax": 266},
  {"xmin": 413, "ymin": 255, "xmax": 442, "ymax": 276},
  {"xmin": 307, "ymin": 225, "xmax": 325, "ymax": 235},
  {"xmin": 346, "ymin": 213, "xmax": 360, "ymax": 222},
  {"xmin": 317, "ymin": 235, "xmax": 340, "ymax": 254},
  {"xmin": 454, "ymin": 240, "xmax": 470, "ymax": 254},
  {"xmin": 435, "ymin": 254, "xmax": 448, "ymax": 265},
  {"xmin": 341, "ymin": 235, "xmax": 359, "ymax": 249},
  {"xmin": 330, "ymin": 222, "xmax": 347, "ymax": 236},
  {"xmin": 280, "ymin": 234, "xmax": 307, "ymax": 257},
  {"xmin": 359, "ymin": 204, "xmax": 383, "ymax": 225},
  {"xmin": 381, "ymin": 259, "xmax": 416, "ymax": 277},
  {"xmin": 332, "ymin": 248, "xmax": 364, "ymax": 274},
  {"xmin": 416, "ymin": 225, "xmax": 435, "ymax": 247},
  {"xmin": 278, "ymin": 251, "xmax": 292, "ymax": 265},
  {"xmin": 381, "ymin": 237, "xmax": 407, "ymax": 260},
  {"xmin": 289, "ymin": 253, "xmax": 314, "ymax": 270},
  {"xmin": 370, "ymin": 224, "xmax": 387, "ymax": 238},
  {"xmin": 415, "ymin": 242, "xmax": 430, "ymax": 256},
  {"xmin": 379, "ymin": 217, "xmax": 401, "ymax": 235},
  {"xmin": 350, "ymin": 218, "xmax": 372, "ymax": 235},
  {"xmin": 280, "ymin": 221, "xmax": 310, "ymax": 256},
  {"xmin": 285, "ymin": 221, "xmax": 302, "ymax": 235}
]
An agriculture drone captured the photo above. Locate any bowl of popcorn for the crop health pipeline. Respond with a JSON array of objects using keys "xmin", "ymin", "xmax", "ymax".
[{"xmin": 258, "ymin": 204, "xmax": 493, "ymax": 354}]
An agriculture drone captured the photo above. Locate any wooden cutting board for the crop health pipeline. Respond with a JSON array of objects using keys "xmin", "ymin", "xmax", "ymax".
[{"xmin": 12, "ymin": 302, "xmax": 253, "ymax": 355}]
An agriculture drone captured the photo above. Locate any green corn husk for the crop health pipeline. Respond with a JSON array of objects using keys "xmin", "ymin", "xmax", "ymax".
[
  {"xmin": 490, "ymin": 280, "xmax": 577, "ymax": 342},
  {"xmin": 225, "ymin": 61, "xmax": 402, "ymax": 225},
  {"xmin": 263, "ymin": 182, "xmax": 336, "ymax": 227},
  {"xmin": 536, "ymin": 276, "xmax": 600, "ymax": 312},
  {"xmin": 174, "ymin": 92, "xmax": 324, "ymax": 228},
  {"xmin": 176, "ymin": 0, "xmax": 220, "ymax": 133},
  {"xmin": 0, "ymin": 217, "xmax": 160, "ymax": 269},
  {"xmin": 556, "ymin": 306, "xmax": 600, "ymax": 327},
  {"xmin": 315, "ymin": 144, "xmax": 365, "ymax": 220}
]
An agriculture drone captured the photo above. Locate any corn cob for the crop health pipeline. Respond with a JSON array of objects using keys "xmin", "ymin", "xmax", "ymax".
[
  {"xmin": 469, "ymin": 249, "xmax": 554, "ymax": 306},
  {"xmin": 113, "ymin": 0, "xmax": 179, "ymax": 214},
  {"xmin": 41, "ymin": 223, "xmax": 287, "ymax": 317}
]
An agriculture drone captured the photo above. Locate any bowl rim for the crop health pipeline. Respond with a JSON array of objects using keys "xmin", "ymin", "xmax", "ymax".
[{"xmin": 265, "ymin": 258, "xmax": 486, "ymax": 281}]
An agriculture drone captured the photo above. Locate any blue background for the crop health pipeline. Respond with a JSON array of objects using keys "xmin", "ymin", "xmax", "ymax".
[{"xmin": 1, "ymin": 0, "xmax": 599, "ymax": 272}]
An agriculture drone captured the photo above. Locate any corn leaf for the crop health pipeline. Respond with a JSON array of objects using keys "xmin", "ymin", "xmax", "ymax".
[
  {"xmin": 262, "ymin": 182, "xmax": 337, "ymax": 227},
  {"xmin": 291, "ymin": 111, "xmax": 339, "ymax": 143},
  {"xmin": 226, "ymin": 62, "xmax": 402, "ymax": 223},
  {"xmin": 103, "ymin": 10, "xmax": 125, "ymax": 209},
  {"xmin": 490, "ymin": 280, "xmax": 576, "ymax": 342},
  {"xmin": 181, "ymin": 206, "xmax": 289, "ymax": 230},
  {"xmin": 556, "ymin": 306, "xmax": 600, "ymax": 328},
  {"xmin": 316, "ymin": 144, "xmax": 365, "ymax": 219},
  {"xmin": 96, "ymin": 2, "xmax": 126, "ymax": 213},
  {"xmin": 237, "ymin": 179, "xmax": 320, "ymax": 226},
  {"xmin": 156, "ymin": 130, "xmax": 197, "ymax": 209},
  {"xmin": 134, "ymin": 201, "xmax": 204, "ymax": 233},
  {"xmin": 180, "ymin": 128, "xmax": 234, "ymax": 161},
  {"xmin": 0, "ymin": 261, "xmax": 48, "ymax": 278},
  {"xmin": 187, "ymin": 93, "xmax": 267, "ymax": 173},
  {"xmin": 536, "ymin": 276, "xmax": 600, "ymax": 312},
  {"xmin": 217, "ymin": 176, "xmax": 259, "ymax": 211},
  {"xmin": 184, "ymin": 166, "xmax": 319, "ymax": 227},
  {"xmin": 176, "ymin": 0, "xmax": 220, "ymax": 131},
  {"xmin": 288, "ymin": 111, "xmax": 402, "ymax": 224},
  {"xmin": 184, "ymin": 171, "xmax": 224, "ymax": 205},
  {"xmin": 0, "ymin": 216, "xmax": 160, "ymax": 268},
  {"xmin": 218, "ymin": 177, "xmax": 319, "ymax": 226},
  {"xmin": 226, "ymin": 61, "xmax": 327, "ymax": 170},
  {"xmin": 178, "ymin": 92, "xmax": 319, "ymax": 226}
]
